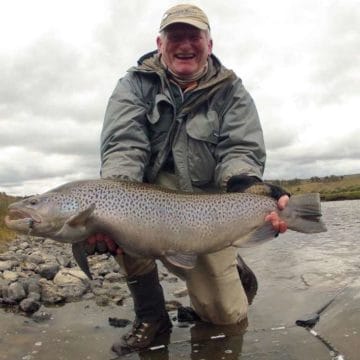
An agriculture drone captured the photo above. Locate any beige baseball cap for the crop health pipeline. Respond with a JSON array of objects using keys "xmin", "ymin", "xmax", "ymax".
[{"xmin": 159, "ymin": 4, "xmax": 210, "ymax": 32}]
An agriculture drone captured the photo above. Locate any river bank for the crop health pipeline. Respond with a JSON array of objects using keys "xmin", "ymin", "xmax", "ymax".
[{"xmin": 0, "ymin": 235, "xmax": 188, "ymax": 315}]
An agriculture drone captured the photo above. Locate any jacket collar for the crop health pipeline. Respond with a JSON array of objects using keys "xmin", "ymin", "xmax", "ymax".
[{"xmin": 129, "ymin": 51, "xmax": 236, "ymax": 91}]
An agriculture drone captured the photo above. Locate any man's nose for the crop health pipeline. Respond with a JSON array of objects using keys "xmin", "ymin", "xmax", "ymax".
[{"xmin": 178, "ymin": 38, "xmax": 192, "ymax": 48}]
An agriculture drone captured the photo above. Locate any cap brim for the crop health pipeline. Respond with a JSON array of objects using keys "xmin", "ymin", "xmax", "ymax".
[{"xmin": 160, "ymin": 19, "xmax": 209, "ymax": 32}]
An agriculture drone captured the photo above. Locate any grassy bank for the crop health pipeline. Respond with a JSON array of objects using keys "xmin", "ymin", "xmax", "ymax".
[
  {"xmin": 0, "ymin": 193, "xmax": 21, "ymax": 249},
  {"xmin": 269, "ymin": 174, "xmax": 360, "ymax": 201}
]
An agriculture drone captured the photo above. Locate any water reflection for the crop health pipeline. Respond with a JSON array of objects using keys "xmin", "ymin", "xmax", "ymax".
[{"xmin": 131, "ymin": 319, "xmax": 247, "ymax": 360}]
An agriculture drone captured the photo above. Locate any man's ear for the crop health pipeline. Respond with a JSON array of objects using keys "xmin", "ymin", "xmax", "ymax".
[
  {"xmin": 208, "ymin": 38, "xmax": 213, "ymax": 55},
  {"xmin": 156, "ymin": 36, "xmax": 162, "ymax": 53}
]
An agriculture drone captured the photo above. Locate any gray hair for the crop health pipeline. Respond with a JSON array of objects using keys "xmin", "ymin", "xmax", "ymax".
[{"xmin": 159, "ymin": 28, "xmax": 212, "ymax": 40}]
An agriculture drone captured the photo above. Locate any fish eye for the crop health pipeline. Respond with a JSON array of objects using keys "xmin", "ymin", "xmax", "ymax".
[{"xmin": 29, "ymin": 198, "xmax": 38, "ymax": 206}]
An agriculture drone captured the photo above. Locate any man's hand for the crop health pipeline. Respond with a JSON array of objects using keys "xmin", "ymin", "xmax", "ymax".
[
  {"xmin": 85, "ymin": 233, "xmax": 123, "ymax": 256},
  {"xmin": 265, "ymin": 194, "xmax": 289, "ymax": 234},
  {"xmin": 227, "ymin": 175, "xmax": 290, "ymax": 235}
]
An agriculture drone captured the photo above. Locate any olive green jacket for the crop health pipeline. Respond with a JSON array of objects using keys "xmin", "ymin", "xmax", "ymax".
[{"xmin": 100, "ymin": 52, "xmax": 266, "ymax": 191}]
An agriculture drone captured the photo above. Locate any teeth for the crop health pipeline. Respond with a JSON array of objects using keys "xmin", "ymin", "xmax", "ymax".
[{"xmin": 176, "ymin": 54, "xmax": 194, "ymax": 59}]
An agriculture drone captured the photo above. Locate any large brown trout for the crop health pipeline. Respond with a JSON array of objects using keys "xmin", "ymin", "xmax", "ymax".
[{"xmin": 5, "ymin": 179, "xmax": 326, "ymax": 278}]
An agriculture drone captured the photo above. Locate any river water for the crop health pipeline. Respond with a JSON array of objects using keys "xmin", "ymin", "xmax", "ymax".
[{"xmin": 0, "ymin": 200, "xmax": 359, "ymax": 360}]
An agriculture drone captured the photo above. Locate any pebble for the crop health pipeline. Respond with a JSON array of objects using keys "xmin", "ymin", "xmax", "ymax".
[
  {"xmin": 20, "ymin": 298, "xmax": 41, "ymax": 314},
  {"xmin": 0, "ymin": 260, "xmax": 17, "ymax": 271},
  {"xmin": 0, "ymin": 235, "xmax": 185, "ymax": 312},
  {"xmin": 173, "ymin": 287, "xmax": 188, "ymax": 298},
  {"xmin": 3, "ymin": 270, "xmax": 19, "ymax": 282}
]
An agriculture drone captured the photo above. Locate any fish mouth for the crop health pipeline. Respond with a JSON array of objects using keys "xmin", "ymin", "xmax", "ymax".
[{"xmin": 5, "ymin": 209, "xmax": 41, "ymax": 229}]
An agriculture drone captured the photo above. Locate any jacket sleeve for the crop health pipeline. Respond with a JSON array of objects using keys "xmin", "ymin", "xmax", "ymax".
[
  {"xmin": 100, "ymin": 72, "xmax": 150, "ymax": 181},
  {"xmin": 214, "ymin": 77, "xmax": 266, "ymax": 188}
]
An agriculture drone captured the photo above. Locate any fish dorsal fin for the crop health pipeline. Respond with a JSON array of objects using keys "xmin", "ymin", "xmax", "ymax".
[
  {"xmin": 165, "ymin": 253, "xmax": 197, "ymax": 269},
  {"xmin": 67, "ymin": 204, "xmax": 96, "ymax": 227},
  {"xmin": 72, "ymin": 242, "xmax": 93, "ymax": 279}
]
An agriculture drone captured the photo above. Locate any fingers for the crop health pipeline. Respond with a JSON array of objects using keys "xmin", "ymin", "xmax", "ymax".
[
  {"xmin": 85, "ymin": 233, "xmax": 122, "ymax": 255},
  {"xmin": 277, "ymin": 195, "xmax": 290, "ymax": 210},
  {"xmin": 265, "ymin": 211, "xmax": 288, "ymax": 234},
  {"xmin": 103, "ymin": 234, "xmax": 118, "ymax": 254}
]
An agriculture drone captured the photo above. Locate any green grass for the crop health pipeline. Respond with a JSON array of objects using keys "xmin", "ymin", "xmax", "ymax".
[
  {"xmin": 0, "ymin": 193, "xmax": 21, "ymax": 248},
  {"xmin": 268, "ymin": 174, "xmax": 360, "ymax": 201}
]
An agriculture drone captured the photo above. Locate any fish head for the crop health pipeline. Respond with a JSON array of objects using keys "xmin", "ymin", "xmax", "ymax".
[{"xmin": 5, "ymin": 190, "xmax": 93, "ymax": 243}]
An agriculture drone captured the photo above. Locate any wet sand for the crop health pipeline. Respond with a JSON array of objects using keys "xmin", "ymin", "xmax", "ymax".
[{"xmin": 1, "ymin": 200, "xmax": 359, "ymax": 359}]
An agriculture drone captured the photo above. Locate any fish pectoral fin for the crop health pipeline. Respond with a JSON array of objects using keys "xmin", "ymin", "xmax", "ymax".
[
  {"xmin": 72, "ymin": 242, "xmax": 93, "ymax": 280},
  {"xmin": 165, "ymin": 253, "xmax": 197, "ymax": 269},
  {"xmin": 67, "ymin": 204, "xmax": 96, "ymax": 227},
  {"xmin": 235, "ymin": 223, "xmax": 278, "ymax": 248}
]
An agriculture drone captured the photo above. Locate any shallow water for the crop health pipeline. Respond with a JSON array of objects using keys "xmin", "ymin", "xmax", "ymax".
[{"xmin": 1, "ymin": 200, "xmax": 359, "ymax": 359}]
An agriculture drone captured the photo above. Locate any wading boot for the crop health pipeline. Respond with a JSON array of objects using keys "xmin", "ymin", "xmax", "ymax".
[
  {"xmin": 111, "ymin": 266, "xmax": 172, "ymax": 355},
  {"xmin": 236, "ymin": 254, "xmax": 258, "ymax": 305}
]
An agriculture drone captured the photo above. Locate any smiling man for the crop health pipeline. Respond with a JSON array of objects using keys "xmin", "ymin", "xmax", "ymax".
[
  {"xmin": 94, "ymin": 4, "xmax": 289, "ymax": 355},
  {"xmin": 157, "ymin": 22, "xmax": 212, "ymax": 80}
]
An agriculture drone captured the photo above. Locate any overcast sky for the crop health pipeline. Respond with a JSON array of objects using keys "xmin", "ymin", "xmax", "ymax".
[{"xmin": 0, "ymin": 0, "xmax": 359, "ymax": 196}]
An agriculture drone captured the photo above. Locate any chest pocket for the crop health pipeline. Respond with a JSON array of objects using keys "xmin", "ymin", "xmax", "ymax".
[
  {"xmin": 146, "ymin": 94, "xmax": 174, "ymax": 153},
  {"xmin": 186, "ymin": 110, "xmax": 220, "ymax": 186}
]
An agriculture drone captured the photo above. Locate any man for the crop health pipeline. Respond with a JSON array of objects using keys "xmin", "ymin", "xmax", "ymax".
[{"xmin": 89, "ymin": 4, "xmax": 289, "ymax": 355}]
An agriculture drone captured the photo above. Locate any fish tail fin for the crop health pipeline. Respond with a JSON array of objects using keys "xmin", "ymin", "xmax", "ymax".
[{"xmin": 282, "ymin": 193, "xmax": 327, "ymax": 233}]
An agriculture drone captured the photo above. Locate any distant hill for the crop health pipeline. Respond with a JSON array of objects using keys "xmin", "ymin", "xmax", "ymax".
[{"xmin": 268, "ymin": 174, "xmax": 360, "ymax": 201}]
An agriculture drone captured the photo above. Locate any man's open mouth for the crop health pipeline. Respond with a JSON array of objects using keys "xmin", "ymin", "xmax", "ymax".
[{"xmin": 175, "ymin": 54, "xmax": 195, "ymax": 60}]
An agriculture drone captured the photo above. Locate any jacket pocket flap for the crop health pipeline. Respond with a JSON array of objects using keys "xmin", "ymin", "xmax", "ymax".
[
  {"xmin": 186, "ymin": 111, "xmax": 220, "ymax": 144},
  {"xmin": 147, "ymin": 94, "xmax": 173, "ymax": 124}
]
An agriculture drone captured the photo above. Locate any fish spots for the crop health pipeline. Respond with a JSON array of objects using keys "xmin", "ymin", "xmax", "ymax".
[{"xmin": 32, "ymin": 179, "xmax": 277, "ymax": 253}]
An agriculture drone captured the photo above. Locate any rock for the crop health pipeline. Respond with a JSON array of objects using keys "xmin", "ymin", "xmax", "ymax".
[
  {"xmin": 0, "ymin": 260, "xmax": 18, "ymax": 271},
  {"xmin": 0, "ymin": 251, "xmax": 17, "ymax": 261},
  {"xmin": 27, "ymin": 252, "xmax": 45, "ymax": 265},
  {"xmin": 166, "ymin": 300, "xmax": 182, "ymax": 311},
  {"xmin": 19, "ymin": 241, "xmax": 30, "ymax": 250},
  {"xmin": 95, "ymin": 296, "xmax": 110, "ymax": 306},
  {"xmin": 38, "ymin": 263, "xmax": 60, "ymax": 280},
  {"xmin": 165, "ymin": 276, "xmax": 179, "ymax": 283},
  {"xmin": 8, "ymin": 282, "xmax": 27, "ymax": 302},
  {"xmin": 89, "ymin": 255, "xmax": 121, "ymax": 275},
  {"xmin": 31, "ymin": 310, "xmax": 52, "ymax": 323},
  {"xmin": 0, "ymin": 297, "xmax": 18, "ymax": 306},
  {"xmin": 2, "ymin": 270, "xmax": 19, "ymax": 282},
  {"xmin": 28, "ymin": 291, "xmax": 41, "ymax": 302},
  {"xmin": 108, "ymin": 317, "xmax": 131, "ymax": 328},
  {"xmin": 104, "ymin": 272, "xmax": 125, "ymax": 283},
  {"xmin": 19, "ymin": 298, "xmax": 41, "ymax": 314},
  {"xmin": 53, "ymin": 269, "xmax": 90, "ymax": 301},
  {"xmin": 56, "ymin": 255, "xmax": 71, "ymax": 267},
  {"xmin": 82, "ymin": 292, "xmax": 95, "ymax": 300},
  {"xmin": 90, "ymin": 261, "xmax": 113, "ymax": 276},
  {"xmin": 21, "ymin": 262, "xmax": 38, "ymax": 271},
  {"xmin": 39, "ymin": 279, "xmax": 65, "ymax": 304},
  {"xmin": 18, "ymin": 276, "xmax": 41, "ymax": 297},
  {"xmin": 173, "ymin": 287, "xmax": 188, "ymax": 298},
  {"xmin": 0, "ymin": 279, "xmax": 9, "ymax": 298},
  {"xmin": 54, "ymin": 268, "xmax": 89, "ymax": 285}
]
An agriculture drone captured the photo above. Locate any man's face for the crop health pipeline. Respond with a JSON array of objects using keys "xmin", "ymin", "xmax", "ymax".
[{"xmin": 157, "ymin": 23, "xmax": 213, "ymax": 78}]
